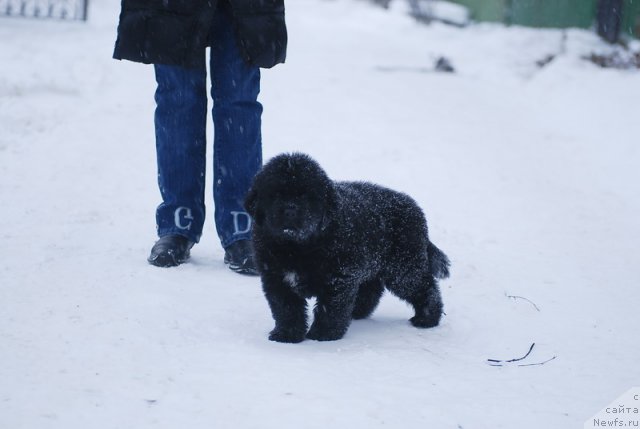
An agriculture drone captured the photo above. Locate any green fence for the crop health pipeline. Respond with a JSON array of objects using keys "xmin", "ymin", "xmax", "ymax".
[
  {"xmin": 621, "ymin": 0, "xmax": 640, "ymax": 36},
  {"xmin": 449, "ymin": 0, "xmax": 640, "ymax": 37}
]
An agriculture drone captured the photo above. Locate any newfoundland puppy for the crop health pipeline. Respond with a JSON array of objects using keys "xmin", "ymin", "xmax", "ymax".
[{"xmin": 245, "ymin": 153, "xmax": 450, "ymax": 343}]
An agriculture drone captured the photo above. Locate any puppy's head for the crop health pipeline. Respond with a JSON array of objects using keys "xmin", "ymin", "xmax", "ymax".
[{"xmin": 245, "ymin": 153, "xmax": 336, "ymax": 243}]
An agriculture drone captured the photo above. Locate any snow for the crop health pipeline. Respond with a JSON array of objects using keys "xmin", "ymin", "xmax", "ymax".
[{"xmin": 1, "ymin": 0, "xmax": 639, "ymax": 428}]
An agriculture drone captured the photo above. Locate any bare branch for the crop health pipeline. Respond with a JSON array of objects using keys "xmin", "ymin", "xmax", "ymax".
[
  {"xmin": 506, "ymin": 293, "xmax": 541, "ymax": 312},
  {"xmin": 488, "ymin": 343, "xmax": 535, "ymax": 364},
  {"xmin": 518, "ymin": 356, "xmax": 557, "ymax": 367}
]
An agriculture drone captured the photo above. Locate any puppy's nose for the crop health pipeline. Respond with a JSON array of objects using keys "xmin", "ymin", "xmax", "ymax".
[{"xmin": 284, "ymin": 205, "xmax": 297, "ymax": 219}]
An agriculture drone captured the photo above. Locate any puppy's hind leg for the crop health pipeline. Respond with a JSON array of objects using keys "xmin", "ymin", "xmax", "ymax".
[
  {"xmin": 352, "ymin": 279, "xmax": 385, "ymax": 320},
  {"xmin": 408, "ymin": 284, "xmax": 443, "ymax": 328},
  {"xmin": 386, "ymin": 270, "xmax": 443, "ymax": 328}
]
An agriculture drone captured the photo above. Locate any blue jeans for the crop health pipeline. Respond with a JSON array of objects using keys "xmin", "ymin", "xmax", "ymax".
[{"xmin": 153, "ymin": 7, "xmax": 262, "ymax": 248}]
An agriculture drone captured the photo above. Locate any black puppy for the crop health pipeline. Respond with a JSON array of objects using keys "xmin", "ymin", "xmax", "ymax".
[{"xmin": 245, "ymin": 153, "xmax": 450, "ymax": 343}]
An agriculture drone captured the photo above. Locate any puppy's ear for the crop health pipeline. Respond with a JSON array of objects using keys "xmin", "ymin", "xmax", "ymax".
[
  {"xmin": 321, "ymin": 185, "xmax": 338, "ymax": 232},
  {"xmin": 244, "ymin": 186, "xmax": 264, "ymax": 226}
]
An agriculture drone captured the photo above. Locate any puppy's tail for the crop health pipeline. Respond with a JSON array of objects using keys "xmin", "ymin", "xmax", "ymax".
[{"xmin": 428, "ymin": 242, "xmax": 450, "ymax": 279}]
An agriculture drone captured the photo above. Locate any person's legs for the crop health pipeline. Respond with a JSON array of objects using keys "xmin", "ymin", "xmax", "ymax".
[
  {"xmin": 153, "ymin": 60, "xmax": 208, "ymax": 244},
  {"xmin": 209, "ymin": 4, "xmax": 263, "ymax": 249}
]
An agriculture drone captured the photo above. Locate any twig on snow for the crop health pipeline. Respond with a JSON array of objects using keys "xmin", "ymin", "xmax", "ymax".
[
  {"xmin": 517, "ymin": 356, "xmax": 557, "ymax": 367},
  {"xmin": 487, "ymin": 342, "xmax": 557, "ymax": 367},
  {"xmin": 488, "ymin": 342, "xmax": 535, "ymax": 365},
  {"xmin": 506, "ymin": 293, "xmax": 541, "ymax": 312}
]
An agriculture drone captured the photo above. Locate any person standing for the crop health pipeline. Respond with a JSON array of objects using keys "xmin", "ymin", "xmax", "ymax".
[
  {"xmin": 113, "ymin": 0, "xmax": 287, "ymax": 274},
  {"xmin": 596, "ymin": 0, "xmax": 623, "ymax": 43}
]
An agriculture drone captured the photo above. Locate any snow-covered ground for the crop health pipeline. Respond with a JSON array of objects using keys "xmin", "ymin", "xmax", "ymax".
[{"xmin": 1, "ymin": 1, "xmax": 639, "ymax": 428}]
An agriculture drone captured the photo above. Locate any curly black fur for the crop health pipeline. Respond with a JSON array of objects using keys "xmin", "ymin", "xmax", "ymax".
[{"xmin": 245, "ymin": 153, "xmax": 450, "ymax": 343}]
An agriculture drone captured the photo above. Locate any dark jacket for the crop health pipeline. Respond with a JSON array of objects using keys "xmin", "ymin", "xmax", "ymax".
[{"xmin": 113, "ymin": 0, "xmax": 287, "ymax": 69}]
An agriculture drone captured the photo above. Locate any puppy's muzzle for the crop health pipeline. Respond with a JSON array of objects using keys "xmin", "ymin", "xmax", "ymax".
[{"xmin": 283, "ymin": 203, "xmax": 298, "ymax": 221}]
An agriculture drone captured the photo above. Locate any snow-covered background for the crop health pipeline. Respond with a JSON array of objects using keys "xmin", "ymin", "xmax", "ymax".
[{"xmin": 1, "ymin": 1, "xmax": 639, "ymax": 428}]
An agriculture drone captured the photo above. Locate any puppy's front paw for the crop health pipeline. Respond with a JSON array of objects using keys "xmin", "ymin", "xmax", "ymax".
[
  {"xmin": 306, "ymin": 324, "xmax": 346, "ymax": 342},
  {"xmin": 269, "ymin": 327, "xmax": 306, "ymax": 343}
]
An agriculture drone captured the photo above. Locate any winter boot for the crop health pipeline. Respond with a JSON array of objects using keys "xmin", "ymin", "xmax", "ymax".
[
  {"xmin": 148, "ymin": 235, "xmax": 194, "ymax": 267},
  {"xmin": 224, "ymin": 240, "xmax": 259, "ymax": 276}
]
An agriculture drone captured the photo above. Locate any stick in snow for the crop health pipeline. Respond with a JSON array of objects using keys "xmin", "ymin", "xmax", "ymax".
[
  {"xmin": 487, "ymin": 343, "xmax": 557, "ymax": 367},
  {"xmin": 487, "ymin": 342, "xmax": 536, "ymax": 365},
  {"xmin": 517, "ymin": 356, "xmax": 557, "ymax": 367},
  {"xmin": 506, "ymin": 293, "xmax": 541, "ymax": 312}
]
